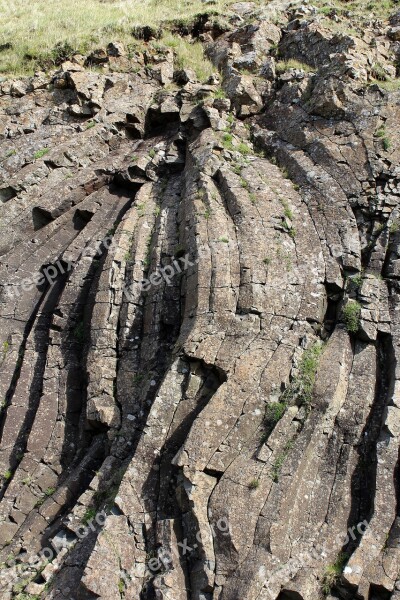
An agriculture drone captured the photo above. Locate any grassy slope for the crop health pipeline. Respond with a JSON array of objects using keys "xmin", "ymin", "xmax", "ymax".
[
  {"xmin": 0, "ymin": 0, "xmax": 231, "ymax": 75},
  {"xmin": 0, "ymin": 0, "xmax": 398, "ymax": 76}
]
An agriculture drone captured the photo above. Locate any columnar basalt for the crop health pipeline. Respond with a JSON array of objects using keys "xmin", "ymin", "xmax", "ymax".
[{"xmin": 0, "ymin": 2, "xmax": 400, "ymax": 599}]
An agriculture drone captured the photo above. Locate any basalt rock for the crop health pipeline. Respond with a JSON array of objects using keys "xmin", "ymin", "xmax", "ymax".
[{"xmin": 0, "ymin": 2, "xmax": 400, "ymax": 600}]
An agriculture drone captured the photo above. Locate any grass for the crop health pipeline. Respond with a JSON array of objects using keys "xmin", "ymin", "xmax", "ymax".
[
  {"xmin": 271, "ymin": 440, "xmax": 293, "ymax": 483},
  {"xmin": 314, "ymin": 0, "xmax": 398, "ymax": 20},
  {"xmin": 375, "ymin": 126, "xmax": 392, "ymax": 151},
  {"xmin": 33, "ymin": 148, "xmax": 50, "ymax": 160},
  {"xmin": 82, "ymin": 506, "xmax": 97, "ymax": 525},
  {"xmin": 2, "ymin": 340, "xmax": 9, "ymax": 358},
  {"xmin": 158, "ymin": 33, "xmax": 214, "ymax": 81},
  {"xmin": 342, "ymin": 301, "xmax": 361, "ymax": 333},
  {"xmin": 280, "ymin": 198, "xmax": 293, "ymax": 220},
  {"xmin": 222, "ymin": 132, "xmax": 235, "ymax": 151},
  {"xmin": 275, "ymin": 59, "xmax": 314, "ymax": 74},
  {"xmin": 322, "ymin": 552, "xmax": 348, "ymax": 595},
  {"xmin": 248, "ymin": 479, "xmax": 260, "ymax": 490},
  {"xmin": 282, "ymin": 342, "xmax": 324, "ymax": 409},
  {"xmin": 3, "ymin": 469, "xmax": 13, "ymax": 481},
  {"xmin": 0, "ymin": 0, "xmax": 233, "ymax": 75}
]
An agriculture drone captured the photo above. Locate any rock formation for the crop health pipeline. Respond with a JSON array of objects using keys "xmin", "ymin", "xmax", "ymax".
[{"xmin": 0, "ymin": 1, "xmax": 400, "ymax": 599}]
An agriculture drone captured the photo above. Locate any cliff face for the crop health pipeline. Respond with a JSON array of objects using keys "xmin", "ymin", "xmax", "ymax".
[{"xmin": 0, "ymin": 2, "xmax": 400, "ymax": 599}]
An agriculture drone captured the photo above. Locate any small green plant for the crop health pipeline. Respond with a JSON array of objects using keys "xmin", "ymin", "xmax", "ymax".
[
  {"xmin": 3, "ymin": 469, "xmax": 13, "ymax": 481},
  {"xmin": 2, "ymin": 340, "xmax": 9, "ymax": 358},
  {"xmin": 44, "ymin": 487, "xmax": 56, "ymax": 496},
  {"xmin": 232, "ymin": 164, "xmax": 242, "ymax": 175},
  {"xmin": 213, "ymin": 87, "xmax": 226, "ymax": 99},
  {"xmin": 154, "ymin": 205, "xmax": 161, "ymax": 217},
  {"xmin": 249, "ymin": 193, "xmax": 257, "ymax": 204},
  {"xmin": 265, "ymin": 401, "xmax": 286, "ymax": 425},
  {"xmin": 21, "ymin": 476, "xmax": 32, "ymax": 486},
  {"xmin": 222, "ymin": 132, "xmax": 234, "ymax": 151},
  {"xmin": 375, "ymin": 126, "xmax": 391, "ymax": 151},
  {"xmin": 118, "ymin": 577, "xmax": 126, "ymax": 594},
  {"xmin": 33, "ymin": 148, "xmax": 50, "ymax": 160},
  {"xmin": 383, "ymin": 137, "xmax": 392, "ymax": 151},
  {"xmin": 322, "ymin": 552, "xmax": 348, "ymax": 595},
  {"xmin": 270, "ymin": 440, "xmax": 293, "ymax": 483},
  {"xmin": 248, "ymin": 479, "xmax": 260, "ymax": 490},
  {"xmin": 237, "ymin": 142, "xmax": 251, "ymax": 156},
  {"xmin": 371, "ymin": 62, "xmax": 388, "ymax": 82},
  {"xmin": 204, "ymin": 208, "xmax": 211, "ymax": 219},
  {"xmin": 240, "ymin": 177, "xmax": 249, "ymax": 189},
  {"xmin": 4, "ymin": 149, "xmax": 16, "ymax": 160},
  {"xmin": 342, "ymin": 301, "xmax": 361, "ymax": 333},
  {"xmin": 133, "ymin": 373, "xmax": 144, "ymax": 384},
  {"xmin": 149, "ymin": 149, "xmax": 156, "ymax": 158},
  {"xmin": 280, "ymin": 199, "xmax": 293, "ymax": 220},
  {"xmin": 263, "ymin": 257, "xmax": 271, "ymax": 265},
  {"xmin": 218, "ymin": 236, "xmax": 229, "ymax": 243},
  {"xmin": 137, "ymin": 202, "xmax": 146, "ymax": 216},
  {"xmin": 282, "ymin": 342, "xmax": 324, "ymax": 409},
  {"xmin": 85, "ymin": 120, "xmax": 96, "ymax": 129},
  {"xmin": 82, "ymin": 507, "xmax": 97, "ymax": 525}
]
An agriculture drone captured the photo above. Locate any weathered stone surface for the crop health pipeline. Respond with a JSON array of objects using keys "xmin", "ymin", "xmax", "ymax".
[{"xmin": 0, "ymin": 4, "xmax": 400, "ymax": 600}]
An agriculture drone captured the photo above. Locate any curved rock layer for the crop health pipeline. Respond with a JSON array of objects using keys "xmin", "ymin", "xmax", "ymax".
[{"xmin": 0, "ymin": 2, "xmax": 400, "ymax": 599}]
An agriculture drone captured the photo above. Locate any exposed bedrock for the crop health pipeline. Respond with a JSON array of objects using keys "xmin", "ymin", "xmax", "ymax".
[{"xmin": 0, "ymin": 2, "xmax": 400, "ymax": 599}]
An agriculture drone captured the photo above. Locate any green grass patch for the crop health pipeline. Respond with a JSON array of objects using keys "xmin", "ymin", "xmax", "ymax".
[
  {"xmin": 282, "ymin": 342, "xmax": 324, "ymax": 408},
  {"xmin": 342, "ymin": 301, "xmax": 361, "ymax": 333},
  {"xmin": 322, "ymin": 552, "xmax": 348, "ymax": 595},
  {"xmin": 33, "ymin": 148, "xmax": 50, "ymax": 160}
]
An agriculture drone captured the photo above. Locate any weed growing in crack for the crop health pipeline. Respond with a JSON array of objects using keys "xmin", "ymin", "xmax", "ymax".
[
  {"xmin": 280, "ymin": 198, "xmax": 293, "ymax": 220},
  {"xmin": 248, "ymin": 479, "xmax": 260, "ymax": 490},
  {"xmin": 375, "ymin": 126, "xmax": 392, "ymax": 151},
  {"xmin": 3, "ymin": 469, "xmax": 13, "ymax": 481},
  {"xmin": 2, "ymin": 340, "xmax": 9, "ymax": 358},
  {"xmin": 249, "ymin": 192, "xmax": 257, "ymax": 204},
  {"xmin": 281, "ymin": 342, "xmax": 325, "ymax": 409},
  {"xmin": 222, "ymin": 132, "xmax": 234, "ymax": 151},
  {"xmin": 149, "ymin": 149, "xmax": 156, "ymax": 158},
  {"xmin": 218, "ymin": 236, "xmax": 229, "ymax": 243},
  {"xmin": 261, "ymin": 400, "xmax": 286, "ymax": 444},
  {"xmin": 33, "ymin": 148, "xmax": 49, "ymax": 160},
  {"xmin": 213, "ymin": 87, "xmax": 226, "ymax": 99},
  {"xmin": 270, "ymin": 440, "xmax": 293, "ymax": 483},
  {"xmin": 322, "ymin": 552, "xmax": 348, "ymax": 595},
  {"xmin": 237, "ymin": 142, "xmax": 251, "ymax": 156},
  {"xmin": 342, "ymin": 301, "xmax": 362, "ymax": 333},
  {"xmin": 82, "ymin": 507, "xmax": 97, "ymax": 525}
]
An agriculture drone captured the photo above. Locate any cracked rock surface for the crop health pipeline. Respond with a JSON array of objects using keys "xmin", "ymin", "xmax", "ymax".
[{"xmin": 1, "ymin": 2, "xmax": 400, "ymax": 599}]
